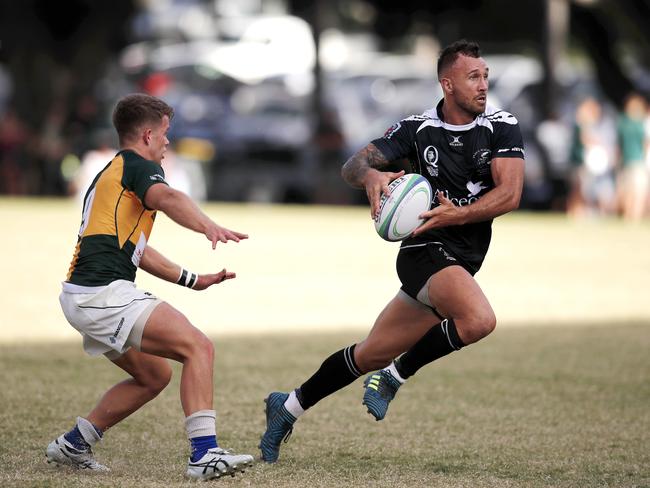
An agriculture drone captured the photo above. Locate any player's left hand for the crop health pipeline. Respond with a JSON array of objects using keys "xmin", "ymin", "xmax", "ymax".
[
  {"xmin": 193, "ymin": 268, "xmax": 236, "ymax": 290},
  {"xmin": 413, "ymin": 192, "xmax": 461, "ymax": 235},
  {"xmin": 206, "ymin": 224, "xmax": 249, "ymax": 249}
]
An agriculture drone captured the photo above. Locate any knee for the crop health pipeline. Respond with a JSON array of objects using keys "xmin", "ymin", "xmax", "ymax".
[
  {"xmin": 461, "ymin": 309, "xmax": 496, "ymax": 344},
  {"xmin": 175, "ymin": 328, "xmax": 214, "ymax": 364},
  {"xmin": 137, "ymin": 361, "xmax": 172, "ymax": 396},
  {"xmin": 188, "ymin": 331, "xmax": 215, "ymax": 363},
  {"xmin": 481, "ymin": 313, "xmax": 497, "ymax": 337},
  {"xmin": 151, "ymin": 363, "xmax": 173, "ymax": 393}
]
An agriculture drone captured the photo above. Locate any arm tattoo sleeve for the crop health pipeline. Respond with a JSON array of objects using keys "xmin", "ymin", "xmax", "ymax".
[{"xmin": 341, "ymin": 143, "xmax": 390, "ymax": 188}]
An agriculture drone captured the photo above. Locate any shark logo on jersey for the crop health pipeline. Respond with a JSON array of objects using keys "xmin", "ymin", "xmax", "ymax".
[
  {"xmin": 473, "ymin": 148, "xmax": 492, "ymax": 175},
  {"xmin": 449, "ymin": 135, "xmax": 463, "ymax": 147},
  {"xmin": 423, "ymin": 145, "xmax": 439, "ymax": 176},
  {"xmin": 466, "ymin": 180, "xmax": 488, "ymax": 197}
]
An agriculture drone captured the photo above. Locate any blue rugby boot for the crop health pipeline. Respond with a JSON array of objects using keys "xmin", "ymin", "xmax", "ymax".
[
  {"xmin": 259, "ymin": 392, "xmax": 296, "ymax": 463},
  {"xmin": 362, "ymin": 369, "xmax": 402, "ymax": 421}
]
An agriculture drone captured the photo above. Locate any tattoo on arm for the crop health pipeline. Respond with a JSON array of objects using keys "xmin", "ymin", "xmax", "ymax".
[{"xmin": 341, "ymin": 143, "xmax": 390, "ymax": 188}]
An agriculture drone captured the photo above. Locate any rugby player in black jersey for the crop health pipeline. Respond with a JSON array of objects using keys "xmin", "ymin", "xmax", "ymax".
[
  {"xmin": 260, "ymin": 40, "xmax": 525, "ymax": 462},
  {"xmin": 46, "ymin": 94, "xmax": 253, "ymax": 479}
]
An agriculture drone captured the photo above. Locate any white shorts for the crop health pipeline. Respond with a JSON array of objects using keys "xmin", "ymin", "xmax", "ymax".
[{"xmin": 59, "ymin": 280, "xmax": 162, "ymax": 359}]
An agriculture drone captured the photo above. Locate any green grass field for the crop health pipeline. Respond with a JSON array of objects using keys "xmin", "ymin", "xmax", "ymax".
[
  {"xmin": 0, "ymin": 198, "xmax": 649, "ymax": 487},
  {"xmin": 1, "ymin": 326, "xmax": 648, "ymax": 487}
]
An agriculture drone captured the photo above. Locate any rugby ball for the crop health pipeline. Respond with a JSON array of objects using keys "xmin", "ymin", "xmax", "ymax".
[{"xmin": 374, "ymin": 174, "xmax": 432, "ymax": 241}]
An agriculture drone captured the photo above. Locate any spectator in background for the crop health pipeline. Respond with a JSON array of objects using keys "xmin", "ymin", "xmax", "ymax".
[
  {"xmin": 536, "ymin": 111, "xmax": 572, "ymax": 211},
  {"xmin": 616, "ymin": 92, "xmax": 649, "ymax": 221},
  {"xmin": 37, "ymin": 101, "xmax": 69, "ymax": 195},
  {"xmin": 567, "ymin": 96, "xmax": 617, "ymax": 217},
  {"xmin": 645, "ymin": 102, "xmax": 650, "ymax": 213},
  {"xmin": 69, "ymin": 128, "xmax": 117, "ymax": 202},
  {"xmin": 0, "ymin": 106, "xmax": 30, "ymax": 194},
  {"xmin": 161, "ymin": 144, "xmax": 208, "ymax": 202},
  {"xmin": 66, "ymin": 94, "xmax": 102, "ymax": 158}
]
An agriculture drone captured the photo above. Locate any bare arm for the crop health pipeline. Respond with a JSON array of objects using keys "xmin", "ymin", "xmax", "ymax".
[
  {"xmin": 139, "ymin": 244, "xmax": 235, "ymax": 290},
  {"xmin": 413, "ymin": 157, "xmax": 524, "ymax": 235},
  {"xmin": 341, "ymin": 143, "xmax": 392, "ymax": 188},
  {"xmin": 341, "ymin": 143, "xmax": 405, "ymax": 218},
  {"xmin": 144, "ymin": 184, "xmax": 248, "ymax": 248}
]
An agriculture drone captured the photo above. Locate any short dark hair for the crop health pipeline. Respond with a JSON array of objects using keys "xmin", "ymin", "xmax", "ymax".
[
  {"xmin": 112, "ymin": 93, "xmax": 174, "ymax": 144},
  {"xmin": 437, "ymin": 40, "xmax": 482, "ymax": 78}
]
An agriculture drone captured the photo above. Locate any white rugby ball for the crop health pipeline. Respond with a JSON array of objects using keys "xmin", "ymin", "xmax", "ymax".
[{"xmin": 374, "ymin": 174, "xmax": 432, "ymax": 242}]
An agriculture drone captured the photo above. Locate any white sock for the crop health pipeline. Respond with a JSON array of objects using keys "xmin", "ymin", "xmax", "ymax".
[
  {"xmin": 283, "ymin": 390, "xmax": 305, "ymax": 418},
  {"xmin": 385, "ymin": 362, "xmax": 406, "ymax": 384},
  {"xmin": 77, "ymin": 417, "xmax": 102, "ymax": 446},
  {"xmin": 185, "ymin": 409, "xmax": 217, "ymax": 439}
]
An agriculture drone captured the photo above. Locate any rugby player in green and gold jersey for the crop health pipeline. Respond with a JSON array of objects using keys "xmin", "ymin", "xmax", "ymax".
[{"xmin": 47, "ymin": 94, "xmax": 254, "ymax": 480}]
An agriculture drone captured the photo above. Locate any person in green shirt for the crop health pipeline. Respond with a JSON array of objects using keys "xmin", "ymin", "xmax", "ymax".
[
  {"xmin": 616, "ymin": 92, "xmax": 649, "ymax": 220},
  {"xmin": 46, "ymin": 94, "xmax": 254, "ymax": 480}
]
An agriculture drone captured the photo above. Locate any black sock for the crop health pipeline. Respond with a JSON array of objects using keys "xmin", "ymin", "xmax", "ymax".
[
  {"xmin": 394, "ymin": 318, "xmax": 464, "ymax": 379},
  {"xmin": 296, "ymin": 344, "xmax": 362, "ymax": 410}
]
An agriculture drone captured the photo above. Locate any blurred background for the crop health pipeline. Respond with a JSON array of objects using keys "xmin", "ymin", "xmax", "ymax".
[{"xmin": 1, "ymin": 0, "xmax": 650, "ymax": 219}]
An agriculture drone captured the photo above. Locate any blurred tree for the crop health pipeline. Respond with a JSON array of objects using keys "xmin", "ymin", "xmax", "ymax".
[
  {"xmin": 0, "ymin": 0, "xmax": 135, "ymax": 129},
  {"xmin": 570, "ymin": 0, "xmax": 650, "ymax": 108},
  {"xmin": 286, "ymin": 0, "xmax": 648, "ymax": 109}
]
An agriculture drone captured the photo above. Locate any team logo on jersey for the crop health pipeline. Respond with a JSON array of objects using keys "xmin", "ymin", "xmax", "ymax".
[
  {"xmin": 383, "ymin": 122, "xmax": 401, "ymax": 139},
  {"xmin": 449, "ymin": 135, "xmax": 463, "ymax": 147},
  {"xmin": 149, "ymin": 174, "xmax": 166, "ymax": 183},
  {"xmin": 466, "ymin": 180, "xmax": 488, "ymax": 197},
  {"xmin": 423, "ymin": 145, "xmax": 439, "ymax": 176},
  {"xmin": 473, "ymin": 148, "xmax": 492, "ymax": 175}
]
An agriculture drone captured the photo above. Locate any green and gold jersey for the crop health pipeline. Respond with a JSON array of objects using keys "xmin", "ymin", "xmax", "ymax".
[{"xmin": 66, "ymin": 150, "xmax": 168, "ymax": 286}]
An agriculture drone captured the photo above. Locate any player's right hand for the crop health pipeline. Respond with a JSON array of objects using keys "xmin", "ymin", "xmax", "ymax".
[{"xmin": 363, "ymin": 169, "xmax": 405, "ymax": 219}]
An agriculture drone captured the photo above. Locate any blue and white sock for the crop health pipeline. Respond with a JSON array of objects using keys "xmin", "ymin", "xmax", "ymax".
[
  {"xmin": 185, "ymin": 410, "xmax": 218, "ymax": 462},
  {"xmin": 64, "ymin": 417, "xmax": 103, "ymax": 451}
]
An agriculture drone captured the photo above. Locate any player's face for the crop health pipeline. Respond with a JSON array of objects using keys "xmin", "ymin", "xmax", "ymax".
[
  {"xmin": 447, "ymin": 55, "xmax": 489, "ymax": 117},
  {"xmin": 147, "ymin": 115, "xmax": 170, "ymax": 164}
]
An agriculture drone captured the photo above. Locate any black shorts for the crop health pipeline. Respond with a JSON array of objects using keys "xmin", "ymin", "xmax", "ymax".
[{"xmin": 396, "ymin": 241, "xmax": 473, "ymax": 300}]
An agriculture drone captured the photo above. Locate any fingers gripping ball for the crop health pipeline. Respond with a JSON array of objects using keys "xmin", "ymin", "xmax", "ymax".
[{"xmin": 374, "ymin": 174, "xmax": 432, "ymax": 241}]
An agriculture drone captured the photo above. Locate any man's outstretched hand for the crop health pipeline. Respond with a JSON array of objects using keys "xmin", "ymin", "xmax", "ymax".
[{"xmin": 193, "ymin": 268, "xmax": 236, "ymax": 290}]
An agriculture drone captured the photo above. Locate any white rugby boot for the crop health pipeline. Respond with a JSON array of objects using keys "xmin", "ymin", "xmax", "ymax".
[
  {"xmin": 186, "ymin": 447, "xmax": 254, "ymax": 480},
  {"xmin": 46, "ymin": 434, "xmax": 109, "ymax": 471}
]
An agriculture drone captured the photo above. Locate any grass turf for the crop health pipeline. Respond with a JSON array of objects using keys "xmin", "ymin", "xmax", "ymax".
[
  {"xmin": 1, "ymin": 324, "xmax": 648, "ymax": 488},
  {"xmin": 1, "ymin": 198, "xmax": 649, "ymax": 486}
]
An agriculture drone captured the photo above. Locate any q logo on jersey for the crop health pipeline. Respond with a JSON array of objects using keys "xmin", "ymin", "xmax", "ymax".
[
  {"xmin": 423, "ymin": 145, "xmax": 439, "ymax": 177},
  {"xmin": 383, "ymin": 122, "xmax": 401, "ymax": 139}
]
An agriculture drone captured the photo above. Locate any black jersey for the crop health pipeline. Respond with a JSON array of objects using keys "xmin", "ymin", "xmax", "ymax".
[{"xmin": 371, "ymin": 100, "xmax": 524, "ymax": 273}]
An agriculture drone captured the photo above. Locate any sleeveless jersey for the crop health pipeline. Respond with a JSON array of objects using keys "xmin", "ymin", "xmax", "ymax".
[
  {"xmin": 66, "ymin": 150, "xmax": 168, "ymax": 286},
  {"xmin": 372, "ymin": 100, "xmax": 524, "ymax": 273}
]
